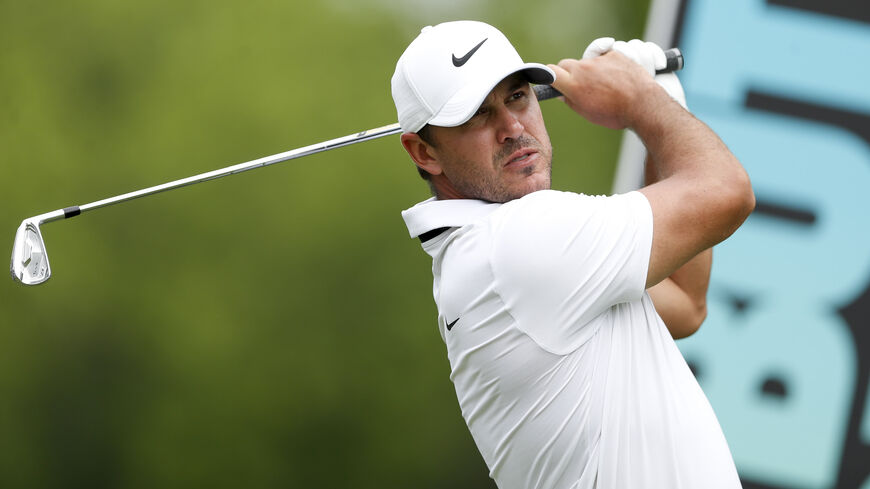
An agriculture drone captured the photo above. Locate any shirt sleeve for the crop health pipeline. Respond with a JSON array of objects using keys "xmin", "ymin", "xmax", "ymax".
[{"xmin": 488, "ymin": 190, "xmax": 653, "ymax": 354}]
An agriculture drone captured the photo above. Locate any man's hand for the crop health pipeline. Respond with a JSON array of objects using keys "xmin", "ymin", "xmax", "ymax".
[
  {"xmin": 547, "ymin": 50, "xmax": 660, "ymax": 129},
  {"xmin": 547, "ymin": 38, "xmax": 688, "ymax": 129},
  {"xmin": 602, "ymin": 38, "xmax": 688, "ymax": 110}
]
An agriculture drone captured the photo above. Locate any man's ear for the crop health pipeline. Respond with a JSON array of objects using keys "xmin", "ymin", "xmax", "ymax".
[{"xmin": 400, "ymin": 133, "xmax": 443, "ymax": 177}]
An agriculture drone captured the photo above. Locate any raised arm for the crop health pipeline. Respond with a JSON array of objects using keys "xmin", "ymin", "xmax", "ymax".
[
  {"xmin": 644, "ymin": 153, "xmax": 712, "ymax": 338},
  {"xmin": 548, "ymin": 47, "xmax": 754, "ymax": 296}
]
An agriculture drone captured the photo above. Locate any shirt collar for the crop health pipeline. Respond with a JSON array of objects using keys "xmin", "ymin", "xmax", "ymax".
[{"xmin": 401, "ymin": 197, "xmax": 502, "ymax": 239}]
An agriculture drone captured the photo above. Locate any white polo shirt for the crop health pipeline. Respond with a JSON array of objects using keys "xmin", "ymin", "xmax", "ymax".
[{"xmin": 402, "ymin": 190, "xmax": 741, "ymax": 489}]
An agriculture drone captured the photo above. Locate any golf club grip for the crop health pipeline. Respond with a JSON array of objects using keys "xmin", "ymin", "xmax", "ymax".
[{"xmin": 534, "ymin": 48, "xmax": 683, "ymax": 101}]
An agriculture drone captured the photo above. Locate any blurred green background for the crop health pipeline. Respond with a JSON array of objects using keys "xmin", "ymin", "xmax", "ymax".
[{"xmin": 1, "ymin": 1, "xmax": 649, "ymax": 487}]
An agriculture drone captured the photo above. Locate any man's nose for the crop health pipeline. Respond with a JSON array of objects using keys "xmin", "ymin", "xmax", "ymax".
[{"xmin": 495, "ymin": 108, "xmax": 525, "ymax": 143}]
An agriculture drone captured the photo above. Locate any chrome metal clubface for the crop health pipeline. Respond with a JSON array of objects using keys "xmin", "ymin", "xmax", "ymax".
[
  {"xmin": 11, "ymin": 220, "xmax": 51, "ymax": 285},
  {"xmin": 10, "ymin": 210, "xmax": 65, "ymax": 285}
]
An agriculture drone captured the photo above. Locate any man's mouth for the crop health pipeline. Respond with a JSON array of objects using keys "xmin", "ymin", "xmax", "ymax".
[
  {"xmin": 512, "ymin": 153, "xmax": 530, "ymax": 163},
  {"xmin": 504, "ymin": 149, "xmax": 537, "ymax": 167}
]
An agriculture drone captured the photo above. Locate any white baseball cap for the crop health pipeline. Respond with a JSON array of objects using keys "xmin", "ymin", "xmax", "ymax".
[{"xmin": 391, "ymin": 21, "xmax": 555, "ymax": 133}]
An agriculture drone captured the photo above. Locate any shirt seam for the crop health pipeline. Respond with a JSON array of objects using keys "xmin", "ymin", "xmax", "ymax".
[{"xmin": 486, "ymin": 220, "xmax": 573, "ymax": 357}]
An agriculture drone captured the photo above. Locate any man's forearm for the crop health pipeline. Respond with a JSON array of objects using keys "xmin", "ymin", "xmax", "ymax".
[
  {"xmin": 643, "ymin": 154, "xmax": 713, "ymax": 338},
  {"xmin": 647, "ymin": 249, "xmax": 711, "ymax": 338}
]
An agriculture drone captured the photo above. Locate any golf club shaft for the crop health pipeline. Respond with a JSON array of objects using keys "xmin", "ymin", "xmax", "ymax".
[
  {"xmin": 58, "ymin": 123, "xmax": 403, "ymax": 220},
  {"xmin": 36, "ymin": 48, "xmax": 683, "ymax": 224}
]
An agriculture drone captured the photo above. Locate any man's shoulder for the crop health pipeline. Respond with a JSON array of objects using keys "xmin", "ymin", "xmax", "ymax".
[
  {"xmin": 486, "ymin": 188, "xmax": 653, "ymax": 297},
  {"xmin": 497, "ymin": 189, "xmax": 627, "ymax": 215},
  {"xmin": 491, "ymin": 189, "xmax": 638, "ymax": 232},
  {"xmin": 496, "ymin": 189, "xmax": 650, "ymax": 223}
]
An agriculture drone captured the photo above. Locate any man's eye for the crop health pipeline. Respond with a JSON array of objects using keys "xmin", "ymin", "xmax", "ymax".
[
  {"xmin": 475, "ymin": 107, "xmax": 489, "ymax": 117},
  {"xmin": 512, "ymin": 90, "xmax": 526, "ymax": 100}
]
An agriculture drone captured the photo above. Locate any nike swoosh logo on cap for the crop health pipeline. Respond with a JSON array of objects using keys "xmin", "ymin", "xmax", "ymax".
[
  {"xmin": 446, "ymin": 317, "xmax": 460, "ymax": 331},
  {"xmin": 452, "ymin": 38, "xmax": 487, "ymax": 67}
]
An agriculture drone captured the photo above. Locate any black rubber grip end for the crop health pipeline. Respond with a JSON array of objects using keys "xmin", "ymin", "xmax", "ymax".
[
  {"xmin": 63, "ymin": 206, "xmax": 81, "ymax": 218},
  {"xmin": 534, "ymin": 85, "xmax": 563, "ymax": 101},
  {"xmin": 661, "ymin": 48, "xmax": 683, "ymax": 74}
]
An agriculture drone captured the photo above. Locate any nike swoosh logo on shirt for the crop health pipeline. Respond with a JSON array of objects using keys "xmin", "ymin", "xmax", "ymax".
[
  {"xmin": 446, "ymin": 318, "xmax": 460, "ymax": 331},
  {"xmin": 452, "ymin": 38, "xmax": 487, "ymax": 67}
]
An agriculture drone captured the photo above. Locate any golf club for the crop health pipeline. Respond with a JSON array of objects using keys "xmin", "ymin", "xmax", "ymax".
[{"xmin": 10, "ymin": 48, "xmax": 682, "ymax": 286}]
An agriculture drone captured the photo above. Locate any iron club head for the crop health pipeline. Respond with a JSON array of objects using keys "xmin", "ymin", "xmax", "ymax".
[
  {"xmin": 11, "ymin": 219, "xmax": 51, "ymax": 285},
  {"xmin": 11, "ymin": 220, "xmax": 51, "ymax": 285},
  {"xmin": 10, "ymin": 210, "xmax": 65, "ymax": 286}
]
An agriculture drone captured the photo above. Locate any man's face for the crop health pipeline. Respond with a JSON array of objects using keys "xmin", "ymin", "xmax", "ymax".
[{"xmin": 426, "ymin": 73, "xmax": 553, "ymax": 202}]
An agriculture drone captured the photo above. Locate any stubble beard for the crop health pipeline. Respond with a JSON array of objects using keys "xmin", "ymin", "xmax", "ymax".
[{"xmin": 451, "ymin": 135, "xmax": 553, "ymax": 203}]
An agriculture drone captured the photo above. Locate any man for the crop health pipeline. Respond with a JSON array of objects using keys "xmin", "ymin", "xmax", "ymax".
[{"xmin": 393, "ymin": 20, "xmax": 754, "ymax": 489}]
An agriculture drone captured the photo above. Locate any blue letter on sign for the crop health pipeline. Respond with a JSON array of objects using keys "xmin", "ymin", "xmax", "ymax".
[{"xmin": 673, "ymin": 0, "xmax": 870, "ymax": 488}]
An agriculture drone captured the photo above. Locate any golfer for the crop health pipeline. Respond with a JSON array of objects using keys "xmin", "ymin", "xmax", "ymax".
[{"xmin": 395, "ymin": 20, "xmax": 753, "ymax": 489}]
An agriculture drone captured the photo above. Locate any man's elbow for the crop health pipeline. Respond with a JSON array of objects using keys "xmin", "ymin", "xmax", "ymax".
[
  {"xmin": 726, "ymin": 155, "xmax": 755, "ymax": 208},
  {"xmin": 734, "ymin": 169, "xmax": 756, "ymax": 221},
  {"xmin": 690, "ymin": 301, "xmax": 708, "ymax": 337},
  {"xmin": 716, "ymin": 167, "xmax": 756, "ymax": 240},
  {"xmin": 673, "ymin": 301, "xmax": 707, "ymax": 339}
]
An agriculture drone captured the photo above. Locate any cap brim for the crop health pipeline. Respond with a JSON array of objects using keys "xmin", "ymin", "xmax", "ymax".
[{"xmin": 428, "ymin": 63, "xmax": 555, "ymax": 128}]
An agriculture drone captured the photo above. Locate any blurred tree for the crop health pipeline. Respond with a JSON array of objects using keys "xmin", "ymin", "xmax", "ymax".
[{"xmin": 0, "ymin": 0, "xmax": 648, "ymax": 487}]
